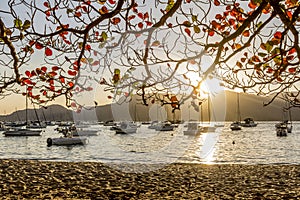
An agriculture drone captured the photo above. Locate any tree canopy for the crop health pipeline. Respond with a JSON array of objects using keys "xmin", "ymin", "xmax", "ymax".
[{"xmin": 0, "ymin": 0, "xmax": 299, "ymax": 111}]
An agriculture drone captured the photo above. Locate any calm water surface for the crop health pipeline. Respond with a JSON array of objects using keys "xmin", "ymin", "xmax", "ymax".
[{"xmin": 0, "ymin": 122, "xmax": 300, "ymax": 165}]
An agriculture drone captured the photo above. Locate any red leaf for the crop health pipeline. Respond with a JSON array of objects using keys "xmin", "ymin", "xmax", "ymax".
[
  {"xmin": 111, "ymin": 17, "xmax": 121, "ymax": 25},
  {"xmin": 45, "ymin": 47, "xmax": 52, "ymax": 56},
  {"xmin": 208, "ymin": 30, "xmax": 215, "ymax": 36},
  {"xmin": 186, "ymin": 0, "xmax": 191, "ymax": 3},
  {"xmin": 29, "ymin": 40, "xmax": 35, "ymax": 46},
  {"xmin": 41, "ymin": 66, "xmax": 47, "ymax": 72},
  {"xmin": 138, "ymin": 12, "xmax": 144, "ymax": 20},
  {"xmin": 25, "ymin": 71, "xmax": 31, "ymax": 77},
  {"xmin": 68, "ymin": 82, "xmax": 74, "ymax": 87},
  {"xmin": 59, "ymin": 76, "xmax": 65, "ymax": 83},
  {"xmin": 52, "ymin": 66, "xmax": 60, "ymax": 71},
  {"xmin": 248, "ymin": 1, "xmax": 257, "ymax": 9},
  {"xmin": 71, "ymin": 102, "xmax": 77, "ymax": 107},
  {"xmin": 108, "ymin": 0, "xmax": 116, "ymax": 4},
  {"xmin": 138, "ymin": 22, "xmax": 143, "ymax": 29},
  {"xmin": 48, "ymin": 71, "xmax": 57, "ymax": 77},
  {"xmin": 288, "ymin": 48, "xmax": 296, "ymax": 55},
  {"xmin": 45, "ymin": 10, "xmax": 51, "ymax": 17},
  {"xmin": 242, "ymin": 30, "xmax": 250, "ymax": 37},
  {"xmin": 75, "ymin": 12, "xmax": 82, "ymax": 17},
  {"xmin": 35, "ymin": 42, "xmax": 43, "ymax": 49},
  {"xmin": 31, "ymin": 71, "xmax": 37, "ymax": 77},
  {"xmin": 100, "ymin": 6, "xmax": 108, "ymax": 14},
  {"xmin": 92, "ymin": 61, "xmax": 100, "ymax": 66},
  {"xmin": 128, "ymin": 15, "xmax": 135, "ymax": 20},
  {"xmin": 274, "ymin": 31, "xmax": 282, "ymax": 39},
  {"xmin": 50, "ymin": 85, "xmax": 55, "ymax": 91},
  {"xmin": 86, "ymin": 87, "xmax": 93, "ymax": 91},
  {"xmin": 184, "ymin": 28, "xmax": 191, "ymax": 36},
  {"xmin": 68, "ymin": 70, "xmax": 77, "ymax": 76},
  {"xmin": 288, "ymin": 67, "xmax": 296, "ymax": 73},
  {"xmin": 214, "ymin": 0, "xmax": 220, "ymax": 6},
  {"xmin": 85, "ymin": 44, "xmax": 91, "ymax": 51},
  {"xmin": 144, "ymin": 12, "xmax": 149, "ymax": 19},
  {"xmin": 107, "ymin": 95, "xmax": 113, "ymax": 99},
  {"xmin": 43, "ymin": 2, "xmax": 49, "ymax": 8},
  {"xmin": 145, "ymin": 21, "xmax": 153, "ymax": 26},
  {"xmin": 43, "ymin": 90, "xmax": 47, "ymax": 96},
  {"xmin": 215, "ymin": 14, "xmax": 223, "ymax": 20}
]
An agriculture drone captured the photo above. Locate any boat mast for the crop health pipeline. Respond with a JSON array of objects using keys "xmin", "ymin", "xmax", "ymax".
[
  {"xmin": 25, "ymin": 92, "xmax": 28, "ymax": 125},
  {"xmin": 237, "ymin": 92, "xmax": 241, "ymax": 122},
  {"xmin": 208, "ymin": 95, "xmax": 211, "ymax": 125}
]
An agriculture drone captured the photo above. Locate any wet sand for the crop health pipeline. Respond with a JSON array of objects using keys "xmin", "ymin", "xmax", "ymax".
[{"xmin": 0, "ymin": 159, "xmax": 299, "ymax": 199}]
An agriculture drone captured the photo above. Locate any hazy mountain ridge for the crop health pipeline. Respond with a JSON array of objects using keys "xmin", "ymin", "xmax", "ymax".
[{"xmin": 0, "ymin": 91, "xmax": 298, "ymax": 122}]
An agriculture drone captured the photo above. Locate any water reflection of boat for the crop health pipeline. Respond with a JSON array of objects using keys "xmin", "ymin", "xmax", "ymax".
[{"xmin": 184, "ymin": 122, "xmax": 201, "ymax": 136}]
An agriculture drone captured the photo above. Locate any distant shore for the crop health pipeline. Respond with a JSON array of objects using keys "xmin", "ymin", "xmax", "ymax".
[{"xmin": 1, "ymin": 159, "xmax": 299, "ymax": 199}]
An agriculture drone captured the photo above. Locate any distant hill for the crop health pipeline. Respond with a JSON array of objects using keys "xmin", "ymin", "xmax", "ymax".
[{"xmin": 0, "ymin": 91, "xmax": 298, "ymax": 122}]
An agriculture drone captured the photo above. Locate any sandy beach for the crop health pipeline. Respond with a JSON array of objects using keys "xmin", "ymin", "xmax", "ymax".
[{"xmin": 0, "ymin": 159, "xmax": 299, "ymax": 199}]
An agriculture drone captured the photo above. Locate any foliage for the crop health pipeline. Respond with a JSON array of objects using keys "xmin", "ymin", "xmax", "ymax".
[{"xmin": 0, "ymin": 0, "xmax": 299, "ymax": 110}]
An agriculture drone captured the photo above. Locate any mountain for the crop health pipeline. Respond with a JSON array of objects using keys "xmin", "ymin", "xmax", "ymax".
[{"xmin": 0, "ymin": 91, "xmax": 298, "ymax": 122}]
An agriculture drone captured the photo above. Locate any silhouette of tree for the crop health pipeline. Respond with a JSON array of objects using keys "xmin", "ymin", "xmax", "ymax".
[{"xmin": 0, "ymin": 0, "xmax": 299, "ymax": 110}]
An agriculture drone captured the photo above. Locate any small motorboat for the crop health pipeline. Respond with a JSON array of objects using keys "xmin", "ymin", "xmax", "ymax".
[
  {"xmin": 276, "ymin": 125, "xmax": 287, "ymax": 137},
  {"xmin": 47, "ymin": 137, "xmax": 87, "ymax": 146},
  {"xmin": 230, "ymin": 121, "xmax": 242, "ymax": 131},
  {"xmin": 115, "ymin": 122, "xmax": 138, "ymax": 134},
  {"xmin": 240, "ymin": 118, "xmax": 258, "ymax": 127},
  {"xmin": 3, "ymin": 128, "xmax": 43, "ymax": 137},
  {"xmin": 155, "ymin": 121, "xmax": 175, "ymax": 131}
]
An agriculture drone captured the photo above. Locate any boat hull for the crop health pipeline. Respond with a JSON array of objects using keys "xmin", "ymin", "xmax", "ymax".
[
  {"xmin": 3, "ymin": 129, "xmax": 42, "ymax": 137},
  {"xmin": 47, "ymin": 137, "xmax": 87, "ymax": 146}
]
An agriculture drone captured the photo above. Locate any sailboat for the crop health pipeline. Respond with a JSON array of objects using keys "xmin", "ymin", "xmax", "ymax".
[
  {"xmin": 3, "ymin": 94, "xmax": 43, "ymax": 136},
  {"xmin": 275, "ymin": 101, "xmax": 292, "ymax": 136},
  {"xmin": 230, "ymin": 92, "xmax": 242, "ymax": 131},
  {"xmin": 201, "ymin": 95, "xmax": 217, "ymax": 133}
]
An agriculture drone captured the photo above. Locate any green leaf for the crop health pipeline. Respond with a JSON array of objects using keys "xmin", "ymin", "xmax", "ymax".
[
  {"xmin": 114, "ymin": 68, "xmax": 120, "ymax": 74},
  {"xmin": 67, "ymin": 8, "xmax": 73, "ymax": 14},
  {"xmin": 265, "ymin": 41, "xmax": 273, "ymax": 53},
  {"xmin": 253, "ymin": 0, "xmax": 262, "ymax": 4},
  {"xmin": 87, "ymin": 58, "xmax": 93, "ymax": 63},
  {"xmin": 14, "ymin": 18, "xmax": 22, "ymax": 29},
  {"xmin": 193, "ymin": 25, "xmax": 200, "ymax": 33},
  {"xmin": 256, "ymin": 21, "xmax": 263, "ymax": 28},
  {"xmin": 101, "ymin": 31, "xmax": 108, "ymax": 41},
  {"xmin": 22, "ymin": 20, "xmax": 31, "ymax": 30},
  {"xmin": 192, "ymin": 15, "xmax": 197, "ymax": 22},
  {"xmin": 258, "ymin": 52, "xmax": 267, "ymax": 57}
]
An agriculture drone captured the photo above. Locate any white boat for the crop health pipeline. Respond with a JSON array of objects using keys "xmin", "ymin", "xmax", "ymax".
[
  {"xmin": 276, "ymin": 123, "xmax": 287, "ymax": 137},
  {"xmin": 241, "ymin": 118, "xmax": 257, "ymax": 127},
  {"xmin": 230, "ymin": 121, "xmax": 242, "ymax": 131},
  {"xmin": 115, "ymin": 122, "xmax": 138, "ymax": 134},
  {"xmin": 184, "ymin": 122, "xmax": 202, "ymax": 136},
  {"xmin": 47, "ymin": 137, "xmax": 87, "ymax": 146},
  {"xmin": 3, "ymin": 128, "xmax": 42, "ymax": 136},
  {"xmin": 231, "ymin": 93, "xmax": 242, "ymax": 131},
  {"xmin": 148, "ymin": 121, "xmax": 160, "ymax": 129},
  {"xmin": 155, "ymin": 121, "xmax": 175, "ymax": 131}
]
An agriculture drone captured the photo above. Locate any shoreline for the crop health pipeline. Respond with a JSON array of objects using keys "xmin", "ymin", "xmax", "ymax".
[{"xmin": 1, "ymin": 159, "xmax": 300, "ymax": 199}]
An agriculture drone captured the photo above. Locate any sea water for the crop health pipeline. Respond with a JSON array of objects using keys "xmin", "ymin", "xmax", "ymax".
[{"xmin": 0, "ymin": 122, "xmax": 299, "ymax": 165}]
